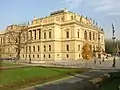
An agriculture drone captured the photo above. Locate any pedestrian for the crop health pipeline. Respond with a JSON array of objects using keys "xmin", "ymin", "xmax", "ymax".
[
  {"xmin": 94, "ymin": 58, "xmax": 96, "ymax": 64},
  {"xmin": 102, "ymin": 57, "xmax": 104, "ymax": 62},
  {"xmin": 99, "ymin": 58, "xmax": 101, "ymax": 64},
  {"xmin": 112, "ymin": 57, "xmax": 116, "ymax": 68},
  {"xmin": 99, "ymin": 61, "xmax": 101, "ymax": 64}
]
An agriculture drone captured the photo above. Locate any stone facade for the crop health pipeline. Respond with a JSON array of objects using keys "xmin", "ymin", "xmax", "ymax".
[{"xmin": 0, "ymin": 9, "xmax": 105, "ymax": 61}]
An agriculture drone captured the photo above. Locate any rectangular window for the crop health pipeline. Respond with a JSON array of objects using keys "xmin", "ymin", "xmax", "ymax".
[
  {"xmin": 93, "ymin": 33, "xmax": 95, "ymax": 40},
  {"xmin": 44, "ymin": 54, "xmax": 45, "ymax": 58},
  {"xmin": 49, "ymin": 45, "xmax": 51, "ymax": 51},
  {"xmin": 78, "ymin": 32, "xmax": 79, "ymax": 38},
  {"xmin": 37, "ymin": 29, "xmax": 41, "ymax": 39},
  {"xmin": 44, "ymin": 45, "xmax": 46, "ymax": 51},
  {"xmin": 49, "ymin": 31, "xmax": 51, "ymax": 38},
  {"xmin": 49, "ymin": 54, "xmax": 51, "ymax": 58},
  {"xmin": 33, "ymin": 55, "xmax": 35, "ymax": 58},
  {"xmin": 66, "ymin": 31, "xmax": 69, "ymax": 38},
  {"xmin": 33, "ymin": 30, "xmax": 36, "ymax": 40},
  {"xmin": 89, "ymin": 32, "xmax": 91, "ymax": 40},
  {"xmin": 29, "ymin": 46, "xmax": 31, "ymax": 52},
  {"xmin": 33, "ymin": 46, "xmax": 35, "ymax": 52},
  {"xmin": 37, "ymin": 54, "xmax": 39, "ymax": 58},
  {"xmin": 29, "ymin": 31, "xmax": 32, "ymax": 40},
  {"xmin": 66, "ymin": 54, "xmax": 69, "ymax": 58},
  {"xmin": 44, "ymin": 32, "xmax": 46, "ymax": 39},
  {"xmin": 78, "ymin": 45, "xmax": 80, "ymax": 51},
  {"xmin": 38, "ymin": 45, "xmax": 40, "ymax": 51}
]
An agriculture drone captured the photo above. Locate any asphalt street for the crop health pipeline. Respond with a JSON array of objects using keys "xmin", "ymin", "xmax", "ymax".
[{"xmin": 21, "ymin": 69, "xmax": 119, "ymax": 90}]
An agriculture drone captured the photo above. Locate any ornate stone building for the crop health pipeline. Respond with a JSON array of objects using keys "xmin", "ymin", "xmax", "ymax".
[{"xmin": 0, "ymin": 9, "xmax": 105, "ymax": 61}]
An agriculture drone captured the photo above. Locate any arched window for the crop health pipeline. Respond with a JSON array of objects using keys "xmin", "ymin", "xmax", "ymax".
[
  {"xmin": 84, "ymin": 30, "xmax": 87, "ymax": 40},
  {"xmin": 66, "ymin": 45, "xmax": 69, "ymax": 51},
  {"xmin": 49, "ymin": 45, "xmax": 51, "ymax": 51}
]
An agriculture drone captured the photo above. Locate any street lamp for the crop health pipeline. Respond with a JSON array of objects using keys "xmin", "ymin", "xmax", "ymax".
[{"xmin": 112, "ymin": 23, "xmax": 116, "ymax": 56}]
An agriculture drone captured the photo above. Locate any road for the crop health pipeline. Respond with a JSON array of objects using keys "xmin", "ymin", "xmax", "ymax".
[
  {"xmin": 19, "ymin": 57, "xmax": 120, "ymax": 90},
  {"xmin": 21, "ymin": 69, "xmax": 119, "ymax": 90}
]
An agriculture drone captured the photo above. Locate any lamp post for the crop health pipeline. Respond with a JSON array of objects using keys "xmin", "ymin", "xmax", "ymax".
[
  {"xmin": 112, "ymin": 23, "xmax": 116, "ymax": 68},
  {"xmin": 112, "ymin": 23, "xmax": 116, "ymax": 56}
]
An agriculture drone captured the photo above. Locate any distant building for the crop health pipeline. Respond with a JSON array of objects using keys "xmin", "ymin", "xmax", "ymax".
[{"xmin": 0, "ymin": 9, "xmax": 105, "ymax": 61}]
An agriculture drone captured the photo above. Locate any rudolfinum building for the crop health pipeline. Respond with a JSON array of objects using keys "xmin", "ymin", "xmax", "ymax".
[{"xmin": 0, "ymin": 9, "xmax": 105, "ymax": 62}]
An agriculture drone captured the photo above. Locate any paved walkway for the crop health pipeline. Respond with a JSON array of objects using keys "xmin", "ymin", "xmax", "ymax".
[{"xmin": 22, "ymin": 56, "xmax": 120, "ymax": 69}]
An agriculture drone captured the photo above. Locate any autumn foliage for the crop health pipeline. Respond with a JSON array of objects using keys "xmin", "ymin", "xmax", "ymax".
[{"xmin": 82, "ymin": 42, "xmax": 92, "ymax": 60}]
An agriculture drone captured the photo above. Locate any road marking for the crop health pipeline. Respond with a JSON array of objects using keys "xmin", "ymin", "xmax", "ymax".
[
  {"xmin": 75, "ymin": 74, "xmax": 90, "ymax": 78},
  {"xmin": 68, "ymin": 78, "xmax": 83, "ymax": 83}
]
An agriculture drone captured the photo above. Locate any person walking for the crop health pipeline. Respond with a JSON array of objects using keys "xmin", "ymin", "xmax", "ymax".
[
  {"xmin": 112, "ymin": 57, "xmax": 116, "ymax": 68},
  {"xmin": 102, "ymin": 57, "xmax": 105, "ymax": 62}
]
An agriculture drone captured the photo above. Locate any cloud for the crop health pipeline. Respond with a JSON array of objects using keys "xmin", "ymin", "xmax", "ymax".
[
  {"xmin": 90, "ymin": 0, "xmax": 120, "ymax": 16},
  {"xmin": 62, "ymin": 0, "xmax": 83, "ymax": 9},
  {"xmin": 62, "ymin": 0, "xmax": 120, "ymax": 16},
  {"xmin": 107, "ymin": 12, "xmax": 120, "ymax": 16}
]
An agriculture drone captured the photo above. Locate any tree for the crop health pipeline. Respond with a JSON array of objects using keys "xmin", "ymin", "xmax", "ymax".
[
  {"xmin": 4, "ymin": 24, "xmax": 28, "ymax": 62},
  {"xmin": 0, "ymin": 45, "xmax": 3, "ymax": 76},
  {"xmin": 82, "ymin": 42, "xmax": 92, "ymax": 60},
  {"xmin": 105, "ymin": 39, "xmax": 120, "ymax": 54}
]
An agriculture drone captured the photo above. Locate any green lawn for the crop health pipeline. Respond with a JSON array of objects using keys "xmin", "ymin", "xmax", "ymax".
[
  {"xmin": 0, "ymin": 66, "xmax": 88, "ymax": 90},
  {"xmin": 0, "ymin": 67, "xmax": 72, "ymax": 84},
  {"xmin": 101, "ymin": 79, "xmax": 120, "ymax": 90}
]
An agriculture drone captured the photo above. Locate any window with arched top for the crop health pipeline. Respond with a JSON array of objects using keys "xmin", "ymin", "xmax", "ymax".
[
  {"xmin": 49, "ymin": 45, "xmax": 51, "ymax": 51},
  {"xmin": 77, "ymin": 30, "xmax": 80, "ymax": 38},
  {"xmin": 89, "ymin": 32, "xmax": 92, "ymax": 40},
  {"xmin": 84, "ymin": 30, "xmax": 87, "ymax": 40},
  {"xmin": 71, "ymin": 15, "xmax": 73, "ymax": 20},
  {"xmin": 66, "ymin": 45, "xmax": 69, "ymax": 51}
]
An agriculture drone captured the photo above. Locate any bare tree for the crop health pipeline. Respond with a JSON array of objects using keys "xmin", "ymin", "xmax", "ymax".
[
  {"xmin": 4, "ymin": 24, "xmax": 29, "ymax": 62},
  {"xmin": 0, "ymin": 45, "xmax": 3, "ymax": 74}
]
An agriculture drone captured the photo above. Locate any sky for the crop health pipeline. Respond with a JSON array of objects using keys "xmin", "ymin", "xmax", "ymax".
[{"xmin": 0, "ymin": 0, "xmax": 120, "ymax": 39}]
